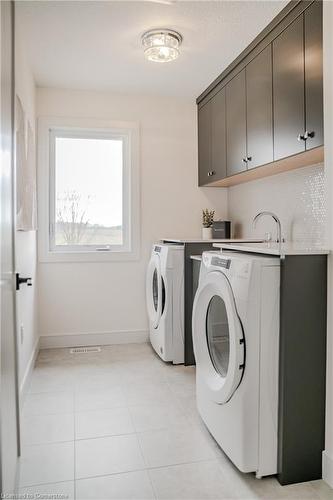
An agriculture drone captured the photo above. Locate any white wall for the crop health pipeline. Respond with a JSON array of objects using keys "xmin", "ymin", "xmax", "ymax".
[
  {"xmin": 228, "ymin": 163, "xmax": 325, "ymax": 244},
  {"xmin": 323, "ymin": 0, "xmax": 333, "ymax": 488},
  {"xmin": 36, "ymin": 88, "xmax": 228, "ymax": 345},
  {"xmin": 15, "ymin": 22, "xmax": 39, "ymax": 394}
]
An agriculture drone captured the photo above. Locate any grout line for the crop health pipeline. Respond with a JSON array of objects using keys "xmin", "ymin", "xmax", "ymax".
[
  {"xmin": 19, "ymin": 479, "xmax": 75, "ymax": 490},
  {"xmin": 21, "ymin": 457, "xmax": 219, "ymax": 490},
  {"xmin": 73, "ymin": 392, "xmax": 77, "ymax": 500},
  {"xmin": 74, "ymin": 457, "xmax": 219, "ymax": 482}
]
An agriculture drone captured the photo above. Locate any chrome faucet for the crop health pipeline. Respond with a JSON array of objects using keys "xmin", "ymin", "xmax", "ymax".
[{"xmin": 253, "ymin": 211, "xmax": 284, "ymax": 243}]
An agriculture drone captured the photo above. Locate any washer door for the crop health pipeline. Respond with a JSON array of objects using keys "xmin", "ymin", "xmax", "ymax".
[
  {"xmin": 146, "ymin": 253, "xmax": 165, "ymax": 329},
  {"xmin": 193, "ymin": 270, "xmax": 245, "ymax": 404}
]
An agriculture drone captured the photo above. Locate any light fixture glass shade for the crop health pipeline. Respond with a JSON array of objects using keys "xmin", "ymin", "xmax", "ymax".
[{"xmin": 142, "ymin": 29, "xmax": 182, "ymax": 63}]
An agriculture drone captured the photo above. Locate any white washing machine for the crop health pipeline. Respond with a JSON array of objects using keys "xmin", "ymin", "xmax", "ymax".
[
  {"xmin": 192, "ymin": 250, "xmax": 280, "ymax": 477},
  {"xmin": 146, "ymin": 243, "xmax": 184, "ymax": 364}
]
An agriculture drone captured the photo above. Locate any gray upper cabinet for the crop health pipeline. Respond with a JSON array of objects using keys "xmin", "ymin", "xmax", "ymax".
[
  {"xmin": 211, "ymin": 88, "xmax": 227, "ymax": 181},
  {"xmin": 304, "ymin": 0, "xmax": 323, "ymax": 150},
  {"xmin": 197, "ymin": 0, "xmax": 323, "ymax": 187},
  {"xmin": 226, "ymin": 70, "xmax": 247, "ymax": 176},
  {"xmin": 273, "ymin": 15, "xmax": 305, "ymax": 160},
  {"xmin": 198, "ymin": 101, "xmax": 212, "ymax": 186},
  {"xmin": 246, "ymin": 45, "xmax": 273, "ymax": 169}
]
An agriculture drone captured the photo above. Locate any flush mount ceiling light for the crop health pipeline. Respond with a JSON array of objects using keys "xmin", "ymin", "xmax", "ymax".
[{"xmin": 141, "ymin": 29, "xmax": 182, "ymax": 63}]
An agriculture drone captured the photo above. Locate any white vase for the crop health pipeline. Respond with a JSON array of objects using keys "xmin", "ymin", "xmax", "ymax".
[{"xmin": 202, "ymin": 227, "xmax": 212, "ymax": 240}]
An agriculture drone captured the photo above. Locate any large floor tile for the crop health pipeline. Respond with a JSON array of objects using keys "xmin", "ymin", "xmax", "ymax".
[
  {"xmin": 138, "ymin": 424, "xmax": 218, "ymax": 468},
  {"xmin": 21, "ymin": 413, "xmax": 74, "ymax": 445},
  {"xmin": 76, "ymin": 470, "xmax": 155, "ymax": 500},
  {"xmin": 149, "ymin": 460, "xmax": 244, "ymax": 500},
  {"xmin": 239, "ymin": 474, "xmax": 324, "ymax": 499},
  {"xmin": 129, "ymin": 402, "xmax": 189, "ymax": 433},
  {"xmin": 214, "ymin": 453, "xmax": 323, "ymax": 500},
  {"xmin": 19, "ymin": 442, "xmax": 74, "ymax": 487},
  {"xmin": 28, "ymin": 369, "xmax": 75, "ymax": 394},
  {"xmin": 310, "ymin": 480, "xmax": 333, "ymax": 499},
  {"xmin": 20, "ymin": 481, "xmax": 75, "ymax": 499},
  {"xmin": 75, "ymin": 407, "xmax": 135, "ymax": 439},
  {"xmin": 74, "ymin": 386, "xmax": 126, "ymax": 412},
  {"xmin": 23, "ymin": 391, "xmax": 74, "ymax": 416},
  {"xmin": 122, "ymin": 381, "xmax": 177, "ymax": 407},
  {"xmin": 74, "ymin": 371, "xmax": 124, "ymax": 391},
  {"xmin": 75, "ymin": 434, "xmax": 145, "ymax": 479}
]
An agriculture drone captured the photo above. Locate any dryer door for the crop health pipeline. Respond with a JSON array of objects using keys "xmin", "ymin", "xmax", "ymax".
[
  {"xmin": 146, "ymin": 253, "xmax": 165, "ymax": 329},
  {"xmin": 193, "ymin": 270, "xmax": 245, "ymax": 404}
]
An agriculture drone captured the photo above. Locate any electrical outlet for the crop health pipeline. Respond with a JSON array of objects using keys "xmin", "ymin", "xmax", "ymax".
[{"xmin": 20, "ymin": 325, "xmax": 24, "ymax": 344}]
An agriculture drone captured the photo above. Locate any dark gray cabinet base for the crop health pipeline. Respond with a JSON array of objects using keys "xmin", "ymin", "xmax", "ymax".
[
  {"xmin": 278, "ymin": 255, "xmax": 327, "ymax": 485},
  {"xmin": 188, "ymin": 249, "xmax": 327, "ymax": 485}
]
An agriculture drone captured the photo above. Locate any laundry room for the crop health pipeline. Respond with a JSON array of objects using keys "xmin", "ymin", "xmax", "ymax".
[{"xmin": 1, "ymin": 0, "xmax": 333, "ymax": 499}]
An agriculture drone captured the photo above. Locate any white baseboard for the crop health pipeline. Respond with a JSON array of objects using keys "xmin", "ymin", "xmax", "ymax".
[
  {"xmin": 39, "ymin": 329, "xmax": 149, "ymax": 349},
  {"xmin": 323, "ymin": 450, "xmax": 333, "ymax": 488},
  {"xmin": 19, "ymin": 337, "xmax": 40, "ymax": 404}
]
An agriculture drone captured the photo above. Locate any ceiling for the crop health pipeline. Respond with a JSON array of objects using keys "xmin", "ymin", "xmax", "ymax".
[{"xmin": 16, "ymin": 0, "xmax": 288, "ymax": 98}]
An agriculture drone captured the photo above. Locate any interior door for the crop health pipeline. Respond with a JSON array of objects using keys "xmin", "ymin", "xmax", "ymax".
[
  {"xmin": 192, "ymin": 270, "xmax": 245, "ymax": 404},
  {"xmin": 226, "ymin": 69, "xmax": 247, "ymax": 176},
  {"xmin": 0, "ymin": 0, "xmax": 20, "ymax": 494}
]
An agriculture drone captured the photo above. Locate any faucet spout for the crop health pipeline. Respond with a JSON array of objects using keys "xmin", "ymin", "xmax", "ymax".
[{"xmin": 253, "ymin": 211, "xmax": 283, "ymax": 244}]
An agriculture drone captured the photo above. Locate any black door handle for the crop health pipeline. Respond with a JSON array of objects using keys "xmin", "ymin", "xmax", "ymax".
[{"xmin": 16, "ymin": 273, "xmax": 32, "ymax": 291}]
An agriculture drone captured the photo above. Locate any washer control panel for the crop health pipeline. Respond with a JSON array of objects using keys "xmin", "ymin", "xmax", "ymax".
[{"xmin": 211, "ymin": 256, "xmax": 231, "ymax": 269}]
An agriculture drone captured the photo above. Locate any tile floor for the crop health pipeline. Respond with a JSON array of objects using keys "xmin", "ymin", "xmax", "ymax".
[{"xmin": 19, "ymin": 343, "xmax": 333, "ymax": 500}]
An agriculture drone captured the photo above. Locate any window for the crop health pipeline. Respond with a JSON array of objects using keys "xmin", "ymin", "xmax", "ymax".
[{"xmin": 38, "ymin": 118, "xmax": 139, "ymax": 262}]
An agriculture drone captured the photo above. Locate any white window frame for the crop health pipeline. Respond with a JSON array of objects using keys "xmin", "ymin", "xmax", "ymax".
[{"xmin": 38, "ymin": 117, "xmax": 140, "ymax": 263}]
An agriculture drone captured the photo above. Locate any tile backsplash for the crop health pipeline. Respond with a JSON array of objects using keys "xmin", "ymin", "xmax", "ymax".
[{"xmin": 228, "ymin": 163, "xmax": 326, "ymax": 245}]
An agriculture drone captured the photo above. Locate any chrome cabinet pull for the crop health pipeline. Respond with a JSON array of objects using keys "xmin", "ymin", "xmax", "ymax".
[
  {"xmin": 297, "ymin": 133, "xmax": 306, "ymax": 141},
  {"xmin": 304, "ymin": 130, "xmax": 315, "ymax": 139},
  {"xmin": 207, "ymin": 170, "xmax": 216, "ymax": 177}
]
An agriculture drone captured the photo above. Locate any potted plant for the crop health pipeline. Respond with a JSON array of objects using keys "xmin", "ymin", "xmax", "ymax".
[{"xmin": 202, "ymin": 209, "xmax": 215, "ymax": 240}]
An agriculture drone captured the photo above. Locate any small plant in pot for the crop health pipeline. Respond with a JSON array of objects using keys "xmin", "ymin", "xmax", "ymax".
[{"xmin": 202, "ymin": 209, "xmax": 215, "ymax": 240}]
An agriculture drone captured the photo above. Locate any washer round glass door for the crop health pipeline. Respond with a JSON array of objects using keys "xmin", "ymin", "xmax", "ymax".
[
  {"xmin": 192, "ymin": 270, "xmax": 245, "ymax": 404},
  {"xmin": 146, "ymin": 253, "xmax": 165, "ymax": 329}
]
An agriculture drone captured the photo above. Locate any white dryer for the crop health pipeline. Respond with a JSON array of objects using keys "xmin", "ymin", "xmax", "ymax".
[
  {"xmin": 146, "ymin": 243, "xmax": 184, "ymax": 364},
  {"xmin": 192, "ymin": 250, "xmax": 280, "ymax": 477}
]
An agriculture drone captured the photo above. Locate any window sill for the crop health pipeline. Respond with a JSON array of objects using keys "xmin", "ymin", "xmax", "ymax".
[{"xmin": 38, "ymin": 248, "xmax": 140, "ymax": 263}]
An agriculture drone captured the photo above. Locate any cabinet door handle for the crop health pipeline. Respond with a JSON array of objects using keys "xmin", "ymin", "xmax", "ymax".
[
  {"xmin": 207, "ymin": 171, "xmax": 215, "ymax": 177},
  {"xmin": 304, "ymin": 131, "xmax": 315, "ymax": 140},
  {"xmin": 242, "ymin": 158, "xmax": 248, "ymax": 164},
  {"xmin": 297, "ymin": 133, "xmax": 306, "ymax": 142},
  {"xmin": 246, "ymin": 156, "xmax": 252, "ymax": 162}
]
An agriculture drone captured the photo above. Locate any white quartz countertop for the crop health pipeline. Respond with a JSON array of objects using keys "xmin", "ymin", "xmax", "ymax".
[
  {"xmin": 212, "ymin": 241, "xmax": 329, "ymax": 256},
  {"xmin": 161, "ymin": 238, "xmax": 264, "ymax": 244}
]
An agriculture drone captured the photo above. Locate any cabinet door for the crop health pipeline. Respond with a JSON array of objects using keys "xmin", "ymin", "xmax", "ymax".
[
  {"xmin": 246, "ymin": 45, "xmax": 273, "ymax": 169},
  {"xmin": 273, "ymin": 15, "xmax": 305, "ymax": 160},
  {"xmin": 211, "ymin": 88, "xmax": 227, "ymax": 181},
  {"xmin": 304, "ymin": 0, "xmax": 323, "ymax": 150},
  {"xmin": 226, "ymin": 70, "xmax": 247, "ymax": 176},
  {"xmin": 198, "ymin": 101, "xmax": 212, "ymax": 186}
]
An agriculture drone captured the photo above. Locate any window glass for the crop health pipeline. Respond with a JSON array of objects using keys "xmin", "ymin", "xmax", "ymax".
[{"xmin": 53, "ymin": 135, "xmax": 123, "ymax": 249}]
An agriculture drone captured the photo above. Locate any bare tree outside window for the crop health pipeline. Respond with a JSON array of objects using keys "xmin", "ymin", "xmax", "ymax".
[
  {"xmin": 56, "ymin": 190, "xmax": 92, "ymax": 245},
  {"xmin": 53, "ymin": 134, "xmax": 124, "ymax": 249}
]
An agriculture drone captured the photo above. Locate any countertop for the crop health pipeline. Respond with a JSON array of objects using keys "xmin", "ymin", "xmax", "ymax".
[
  {"xmin": 212, "ymin": 241, "xmax": 329, "ymax": 257},
  {"xmin": 161, "ymin": 238, "xmax": 264, "ymax": 244}
]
